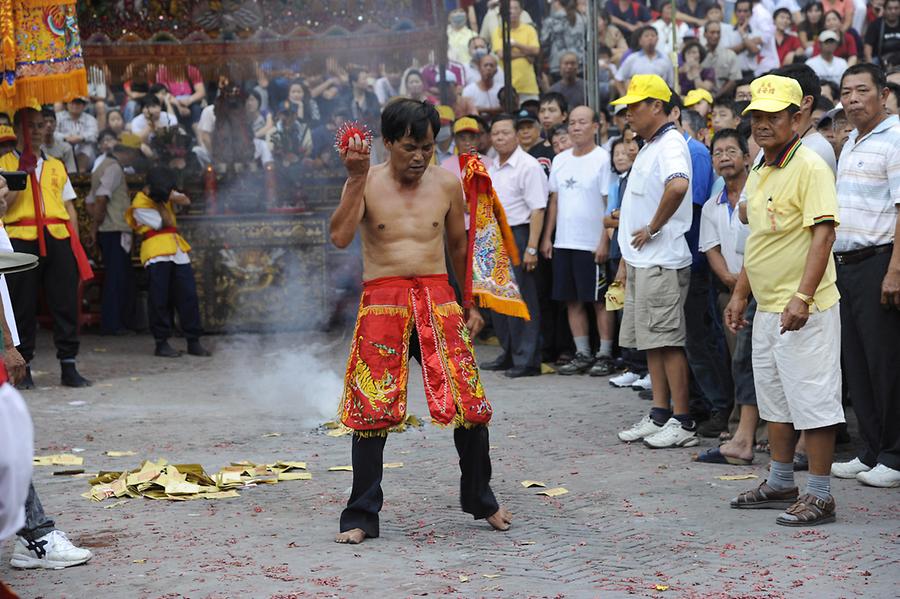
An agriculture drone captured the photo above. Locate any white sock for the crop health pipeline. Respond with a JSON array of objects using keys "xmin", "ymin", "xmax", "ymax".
[
  {"xmin": 598, "ymin": 339, "xmax": 613, "ymax": 357},
  {"xmin": 574, "ymin": 336, "xmax": 590, "ymax": 355}
]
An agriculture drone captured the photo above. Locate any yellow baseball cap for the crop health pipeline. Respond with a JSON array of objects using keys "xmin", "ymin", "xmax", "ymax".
[
  {"xmin": 609, "ymin": 74, "xmax": 672, "ymax": 106},
  {"xmin": 436, "ymin": 104, "xmax": 456, "ymax": 125},
  {"xmin": 742, "ymin": 74, "xmax": 802, "ymax": 115},
  {"xmin": 0, "ymin": 125, "xmax": 15, "ymax": 142},
  {"xmin": 452, "ymin": 116, "xmax": 481, "ymax": 134},
  {"xmin": 684, "ymin": 89, "xmax": 713, "ymax": 108},
  {"xmin": 115, "ymin": 132, "xmax": 142, "ymax": 150}
]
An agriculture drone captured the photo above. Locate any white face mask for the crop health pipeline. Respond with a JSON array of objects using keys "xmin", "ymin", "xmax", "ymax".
[
  {"xmin": 472, "ymin": 48, "xmax": 488, "ymax": 61},
  {"xmin": 450, "ymin": 13, "xmax": 467, "ymax": 28}
]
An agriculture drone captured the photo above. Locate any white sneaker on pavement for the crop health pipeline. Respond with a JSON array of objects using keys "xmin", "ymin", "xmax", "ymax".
[
  {"xmin": 617, "ymin": 415, "xmax": 662, "ymax": 442},
  {"xmin": 856, "ymin": 464, "xmax": 900, "ymax": 488},
  {"xmin": 631, "ymin": 374, "xmax": 652, "ymax": 391},
  {"xmin": 643, "ymin": 418, "xmax": 700, "ymax": 449},
  {"xmin": 831, "ymin": 457, "xmax": 871, "ymax": 479},
  {"xmin": 10, "ymin": 530, "xmax": 93, "ymax": 570},
  {"xmin": 610, "ymin": 371, "xmax": 641, "ymax": 388}
]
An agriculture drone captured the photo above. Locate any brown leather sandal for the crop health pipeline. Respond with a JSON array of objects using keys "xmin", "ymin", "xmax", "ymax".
[
  {"xmin": 776, "ymin": 494, "xmax": 836, "ymax": 527},
  {"xmin": 730, "ymin": 482, "xmax": 799, "ymax": 509}
]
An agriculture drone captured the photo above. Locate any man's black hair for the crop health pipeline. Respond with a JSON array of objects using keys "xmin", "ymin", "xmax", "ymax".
[
  {"xmin": 773, "ymin": 63, "xmax": 821, "ymax": 109},
  {"xmin": 711, "ymin": 127, "xmax": 749, "ymax": 155},
  {"xmin": 631, "ymin": 25, "xmax": 657, "ymax": 49},
  {"xmin": 40, "ymin": 107, "xmax": 55, "ymax": 120},
  {"xmin": 466, "ymin": 113, "xmax": 490, "ymax": 133},
  {"xmin": 735, "ymin": 0, "xmax": 752, "ymax": 11},
  {"xmin": 815, "ymin": 95, "xmax": 835, "ymax": 111},
  {"xmin": 520, "ymin": 98, "xmax": 540, "ymax": 114},
  {"xmin": 645, "ymin": 89, "xmax": 679, "ymax": 116},
  {"xmin": 773, "ymin": 7, "xmax": 792, "ymax": 20},
  {"xmin": 549, "ymin": 123, "xmax": 568, "ymax": 140},
  {"xmin": 98, "ymin": 128, "xmax": 118, "ymax": 143},
  {"xmin": 821, "ymin": 80, "xmax": 840, "ymax": 100},
  {"xmin": 491, "ymin": 113, "xmax": 517, "ymax": 129},
  {"xmin": 146, "ymin": 166, "xmax": 178, "ymax": 204},
  {"xmin": 12, "ymin": 107, "xmax": 39, "ymax": 128},
  {"xmin": 840, "ymin": 62, "xmax": 888, "ymax": 90},
  {"xmin": 714, "ymin": 96, "xmax": 738, "ymax": 116},
  {"xmin": 381, "ymin": 98, "xmax": 440, "ymax": 143},
  {"xmin": 141, "ymin": 94, "xmax": 162, "ymax": 109},
  {"xmin": 539, "ymin": 91, "xmax": 568, "ymax": 114},
  {"xmin": 149, "ymin": 83, "xmax": 168, "ymax": 96}
]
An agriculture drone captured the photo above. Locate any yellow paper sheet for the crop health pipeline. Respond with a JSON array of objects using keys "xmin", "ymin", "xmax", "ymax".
[
  {"xmin": 34, "ymin": 454, "xmax": 83, "ymax": 466},
  {"xmin": 520, "ymin": 480, "xmax": 545, "ymax": 488},
  {"xmin": 537, "ymin": 487, "xmax": 568, "ymax": 497},
  {"xmin": 383, "ymin": 462, "xmax": 404, "ymax": 469},
  {"xmin": 328, "ymin": 465, "xmax": 353, "ymax": 472},
  {"xmin": 716, "ymin": 474, "xmax": 759, "ymax": 481},
  {"xmin": 277, "ymin": 472, "xmax": 312, "ymax": 481},
  {"xmin": 105, "ymin": 451, "xmax": 137, "ymax": 457}
]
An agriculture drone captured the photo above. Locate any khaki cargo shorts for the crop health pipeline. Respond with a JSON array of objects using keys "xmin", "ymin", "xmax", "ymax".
[{"xmin": 619, "ymin": 265, "xmax": 690, "ymax": 351}]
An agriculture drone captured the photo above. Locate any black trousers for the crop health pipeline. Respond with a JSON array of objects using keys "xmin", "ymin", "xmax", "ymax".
[
  {"xmin": 6, "ymin": 234, "xmax": 79, "ymax": 362},
  {"xmin": 97, "ymin": 231, "xmax": 135, "ymax": 334},
  {"xmin": 339, "ymin": 329, "xmax": 499, "ymax": 537},
  {"xmin": 837, "ymin": 251, "xmax": 900, "ymax": 470},
  {"xmin": 146, "ymin": 261, "xmax": 203, "ymax": 342},
  {"xmin": 493, "ymin": 224, "xmax": 542, "ymax": 369}
]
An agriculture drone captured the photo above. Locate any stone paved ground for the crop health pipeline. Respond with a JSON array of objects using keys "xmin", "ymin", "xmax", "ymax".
[{"xmin": 1, "ymin": 331, "xmax": 897, "ymax": 599}]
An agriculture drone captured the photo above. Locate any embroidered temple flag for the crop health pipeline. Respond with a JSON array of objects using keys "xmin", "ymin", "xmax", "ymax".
[{"xmin": 460, "ymin": 153, "xmax": 530, "ymax": 320}]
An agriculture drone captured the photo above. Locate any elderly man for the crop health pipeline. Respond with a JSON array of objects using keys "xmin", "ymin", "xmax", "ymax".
[
  {"xmin": 703, "ymin": 21, "xmax": 743, "ymax": 98},
  {"xmin": 829, "ymin": 64, "xmax": 900, "ymax": 488},
  {"xmin": 483, "ymin": 113, "xmax": 547, "ymax": 377},
  {"xmin": 726, "ymin": 75, "xmax": 843, "ymax": 526},
  {"xmin": 463, "ymin": 53, "xmax": 504, "ymax": 117},
  {"xmin": 609, "ymin": 75, "xmax": 697, "ymax": 449},
  {"xmin": 541, "ymin": 106, "xmax": 613, "ymax": 377},
  {"xmin": 549, "ymin": 52, "xmax": 586, "ymax": 110}
]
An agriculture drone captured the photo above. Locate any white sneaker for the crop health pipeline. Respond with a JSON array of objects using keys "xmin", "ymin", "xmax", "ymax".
[
  {"xmin": 618, "ymin": 415, "xmax": 662, "ymax": 442},
  {"xmin": 10, "ymin": 530, "xmax": 93, "ymax": 569},
  {"xmin": 856, "ymin": 464, "xmax": 900, "ymax": 488},
  {"xmin": 610, "ymin": 371, "xmax": 640, "ymax": 388},
  {"xmin": 643, "ymin": 418, "xmax": 700, "ymax": 449},
  {"xmin": 831, "ymin": 457, "xmax": 871, "ymax": 479},
  {"xmin": 631, "ymin": 375, "xmax": 652, "ymax": 391}
]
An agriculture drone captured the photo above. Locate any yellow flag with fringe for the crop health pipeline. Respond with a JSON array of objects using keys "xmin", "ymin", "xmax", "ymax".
[{"xmin": 460, "ymin": 153, "xmax": 530, "ymax": 320}]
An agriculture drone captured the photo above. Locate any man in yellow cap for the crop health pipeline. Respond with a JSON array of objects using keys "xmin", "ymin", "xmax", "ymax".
[
  {"xmin": 434, "ymin": 105, "xmax": 457, "ymax": 165},
  {"xmin": 440, "ymin": 116, "xmax": 483, "ymax": 177},
  {"xmin": 725, "ymin": 74, "xmax": 843, "ymax": 527},
  {"xmin": 683, "ymin": 89, "xmax": 713, "ymax": 120},
  {"xmin": 609, "ymin": 74, "xmax": 698, "ymax": 449}
]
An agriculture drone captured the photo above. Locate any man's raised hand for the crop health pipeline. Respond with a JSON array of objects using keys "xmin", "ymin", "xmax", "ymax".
[{"xmin": 341, "ymin": 134, "xmax": 371, "ymax": 178}]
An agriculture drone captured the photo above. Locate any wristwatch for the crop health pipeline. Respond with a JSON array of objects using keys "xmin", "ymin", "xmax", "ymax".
[
  {"xmin": 646, "ymin": 225, "xmax": 661, "ymax": 240},
  {"xmin": 526, "ymin": 247, "xmax": 538, "ymax": 256},
  {"xmin": 793, "ymin": 291, "xmax": 815, "ymax": 307}
]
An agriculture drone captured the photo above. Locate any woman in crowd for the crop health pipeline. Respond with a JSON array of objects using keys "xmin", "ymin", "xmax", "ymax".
[
  {"xmin": 799, "ymin": 2, "xmax": 826, "ymax": 49},
  {"xmin": 105, "ymin": 108, "xmax": 126, "ymax": 137},
  {"xmin": 812, "ymin": 10, "xmax": 860, "ymax": 64},
  {"xmin": 246, "ymin": 90, "xmax": 274, "ymax": 140},
  {"xmin": 678, "ymin": 41, "xmax": 716, "ymax": 93},
  {"xmin": 399, "ymin": 68, "xmax": 438, "ymax": 104},
  {"xmin": 821, "ymin": 0, "xmax": 855, "ymax": 32},
  {"xmin": 284, "ymin": 79, "xmax": 321, "ymax": 124}
]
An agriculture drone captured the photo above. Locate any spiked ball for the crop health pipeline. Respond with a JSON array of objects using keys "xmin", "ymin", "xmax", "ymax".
[{"xmin": 334, "ymin": 121, "xmax": 373, "ymax": 154}]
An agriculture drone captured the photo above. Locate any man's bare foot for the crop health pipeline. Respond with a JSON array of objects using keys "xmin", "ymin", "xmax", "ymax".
[
  {"xmin": 487, "ymin": 507, "xmax": 512, "ymax": 531},
  {"xmin": 335, "ymin": 528, "xmax": 367, "ymax": 544},
  {"xmin": 719, "ymin": 439, "xmax": 754, "ymax": 463}
]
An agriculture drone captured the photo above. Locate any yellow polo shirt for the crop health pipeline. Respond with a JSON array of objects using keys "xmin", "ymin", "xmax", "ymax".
[
  {"xmin": 744, "ymin": 138, "xmax": 840, "ymax": 313},
  {"xmin": 491, "ymin": 23, "xmax": 540, "ymax": 96}
]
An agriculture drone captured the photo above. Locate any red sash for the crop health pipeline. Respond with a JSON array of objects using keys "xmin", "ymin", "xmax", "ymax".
[
  {"xmin": 13, "ymin": 218, "xmax": 94, "ymax": 282},
  {"xmin": 143, "ymin": 226, "xmax": 179, "ymax": 239}
]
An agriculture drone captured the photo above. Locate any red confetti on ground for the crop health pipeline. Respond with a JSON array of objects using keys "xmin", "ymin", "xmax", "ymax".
[{"xmin": 334, "ymin": 121, "xmax": 373, "ymax": 153}]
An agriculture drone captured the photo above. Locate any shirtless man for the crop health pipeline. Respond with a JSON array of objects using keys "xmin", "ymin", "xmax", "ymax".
[{"xmin": 330, "ymin": 98, "xmax": 512, "ymax": 545}]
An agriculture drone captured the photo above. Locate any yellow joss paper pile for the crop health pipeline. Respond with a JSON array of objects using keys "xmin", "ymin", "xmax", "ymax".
[{"xmin": 84, "ymin": 459, "xmax": 311, "ymax": 503}]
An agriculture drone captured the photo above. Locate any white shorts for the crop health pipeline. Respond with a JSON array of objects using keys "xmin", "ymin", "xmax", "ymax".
[{"xmin": 751, "ymin": 304, "xmax": 845, "ymax": 431}]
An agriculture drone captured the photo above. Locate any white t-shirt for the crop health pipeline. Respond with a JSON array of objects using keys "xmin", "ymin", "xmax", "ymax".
[
  {"xmin": 463, "ymin": 78, "xmax": 503, "ymax": 111},
  {"xmin": 548, "ymin": 146, "xmax": 611, "ymax": 252},
  {"xmin": 805, "ymin": 55, "xmax": 849, "ymax": 86},
  {"xmin": 130, "ymin": 112, "xmax": 178, "ymax": 137},
  {"xmin": 699, "ymin": 188, "xmax": 750, "ymax": 274},
  {"xmin": 619, "ymin": 127, "xmax": 693, "ymax": 269}
]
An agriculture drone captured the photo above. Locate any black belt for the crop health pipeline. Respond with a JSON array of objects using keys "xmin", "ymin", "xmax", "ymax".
[{"xmin": 834, "ymin": 243, "xmax": 893, "ymax": 266}]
